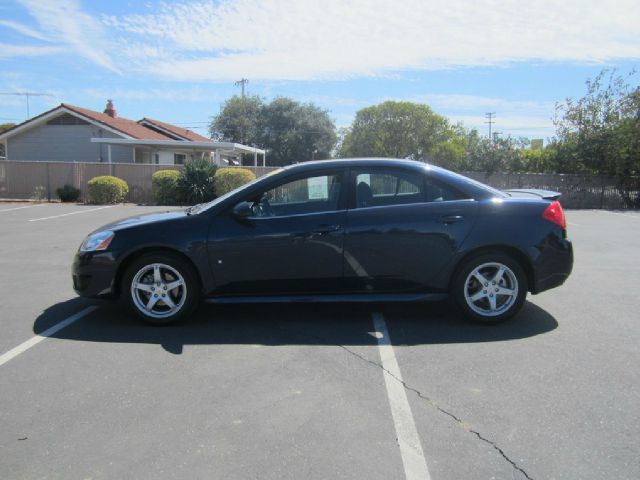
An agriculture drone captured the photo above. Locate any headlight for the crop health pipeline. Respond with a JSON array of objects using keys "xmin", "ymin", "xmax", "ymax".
[{"xmin": 79, "ymin": 230, "xmax": 115, "ymax": 252}]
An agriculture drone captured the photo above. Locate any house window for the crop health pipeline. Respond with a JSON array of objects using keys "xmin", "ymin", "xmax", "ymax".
[
  {"xmin": 174, "ymin": 154, "xmax": 186, "ymax": 165},
  {"xmin": 154, "ymin": 154, "xmax": 159, "ymax": 165}
]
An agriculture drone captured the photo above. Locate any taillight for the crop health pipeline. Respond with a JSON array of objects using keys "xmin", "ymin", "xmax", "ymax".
[{"xmin": 542, "ymin": 200, "xmax": 566, "ymax": 229}]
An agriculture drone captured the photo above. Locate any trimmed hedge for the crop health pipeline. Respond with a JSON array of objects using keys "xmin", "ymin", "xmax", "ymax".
[
  {"xmin": 152, "ymin": 170, "xmax": 181, "ymax": 205},
  {"xmin": 215, "ymin": 167, "xmax": 257, "ymax": 196},
  {"xmin": 56, "ymin": 184, "xmax": 81, "ymax": 202},
  {"xmin": 87, "ymin": 176, "xmax": 129, "ymax": 204}
]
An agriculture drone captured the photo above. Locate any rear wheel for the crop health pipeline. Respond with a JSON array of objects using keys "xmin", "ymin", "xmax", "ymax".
[
  {"xmin": 452, "ymin": 253, "xmax": 527, "ymax": 323},
  {"xmin": 122, "ymin": 253, "xmax": 200, "ymax": 325}
]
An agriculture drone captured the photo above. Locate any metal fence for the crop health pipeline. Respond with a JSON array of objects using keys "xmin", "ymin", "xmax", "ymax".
[
  {"xmin": 0, "ymin": 161, "xmax": 279, "ymax": 204},
  {"xmin": 0, "ymin": 160, "xmax": 636, "ymax": 208}
]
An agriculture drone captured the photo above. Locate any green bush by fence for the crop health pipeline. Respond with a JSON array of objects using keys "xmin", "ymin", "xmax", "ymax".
[
  {"xmin": 215, "ymin": 167, "xmax": 257, "ymax": 196},
  {"xmin": 56, "ymin": 184, "xmax": 81, "ymax": 202},
  {"xmin": 87, "ymin": 176, "xmax": 129, "ymax": 204},
  {"xmin": 152, "ymin": 170, "xmax": 181, "ymax": 205},
  {"xmin": 177, "ymin": 158, "xmax": 217, "ymax": 205}
]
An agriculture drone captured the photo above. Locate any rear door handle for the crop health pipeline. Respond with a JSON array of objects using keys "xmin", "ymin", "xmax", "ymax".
[{"xmin": 441, "ymin": 215, "xmax": 464, "ymax": 224}]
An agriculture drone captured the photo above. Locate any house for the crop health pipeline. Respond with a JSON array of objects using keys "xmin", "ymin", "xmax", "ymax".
[{"xmin": 0, "ymin": 100, "xmax": 265, "ymax": 166}]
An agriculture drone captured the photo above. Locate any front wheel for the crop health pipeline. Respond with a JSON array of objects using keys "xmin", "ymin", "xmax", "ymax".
[
  {"xmin": 452, "ymin": 253, "xmax": 527, "ymax": 324},
  {"xmin": 122, "ymin": 253, "xmax": 200, "ymax": 325}
]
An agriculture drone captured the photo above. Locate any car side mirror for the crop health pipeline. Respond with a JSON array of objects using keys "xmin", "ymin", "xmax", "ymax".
[{"xmin": 232, "ymin": 201, "xmax": 254, "ymax": 219}]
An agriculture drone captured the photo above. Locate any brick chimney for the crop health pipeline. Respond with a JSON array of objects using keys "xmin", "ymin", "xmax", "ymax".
[{"xmin": 104, "ymin": 99, "xmax": 117, "ymax": 118}]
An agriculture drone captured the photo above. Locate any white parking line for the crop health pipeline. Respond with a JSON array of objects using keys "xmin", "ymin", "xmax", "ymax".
[
  {"xmin": 0, "ymin": 306, "xmax": 98, "ymax": 368},
  {"xmin": 0, "ymin": 204, "xmax": 46, "ymax": 213},
  {"xmin": 29, "ymin": 205, "xmax": 114, "ymax": 222},
  {"xmin": 372, "ymin": 312, "xmax": 431, "ymax": 480}
]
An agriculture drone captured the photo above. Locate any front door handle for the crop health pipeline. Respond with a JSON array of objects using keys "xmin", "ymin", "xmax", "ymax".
[{"xmin": 441, "ymin": 215, "xmax": 464, "ymax": 224}]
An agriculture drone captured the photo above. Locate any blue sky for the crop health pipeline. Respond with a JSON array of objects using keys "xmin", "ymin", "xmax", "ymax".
[{"xmin": 1, "ymin": 0, "xmax": 639, "ymax": 141}]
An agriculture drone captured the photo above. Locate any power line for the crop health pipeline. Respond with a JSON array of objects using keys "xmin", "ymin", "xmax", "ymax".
[
  {"xmin": 484, "ymin": 112, "xmax": 496, "ymax": 142},
  {"xmin": 0, "ymin": 92, "xmax": 54, "ymax": 118}
]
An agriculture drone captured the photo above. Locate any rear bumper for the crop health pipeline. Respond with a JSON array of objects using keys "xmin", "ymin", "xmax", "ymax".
[
  {"xmin": 531, "ymin": 234, "xmax": 573, "ymax": 294},
  {"xmin": 72, "ymin": 250, "xmax": 118, "ymax": 298}
]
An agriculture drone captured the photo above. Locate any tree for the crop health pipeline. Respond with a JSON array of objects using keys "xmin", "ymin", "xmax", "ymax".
[
  {"xmin": 210, "ymin": 96, "xmax": 337, "ymax": 166},
  {"xmin": 338, "ymin": 101, "xmax": 466, "ymax": 168},
  {"xmin": 209, "ymin": 95, "xmax": 264, "ymax": 146},
  {"xmin": 553, "ymin": 69, "xmax": 640, "ymax": 206},
  {"xmin": 553, "ymin": 69, "xmax": 640, "ymax": 177},
  {"xmin": 260, "ymin": 98, "xmax": 336, "ymax": 166}
]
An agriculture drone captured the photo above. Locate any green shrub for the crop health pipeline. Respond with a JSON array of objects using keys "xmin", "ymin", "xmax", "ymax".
[
  {"xmin": 214, "ymin": 167, "xmax": 257, "ymax": 196},
  {"xmin": 152, "ymin": 170, "xmax": 181, "ymax": 205},
  {"xmin": 56, "ymin": 184, "xmax": 81, "ymax": 202},
  {"xmin": 87, "ymin": 176, "xmax": 129, "ymax": 204},
  {"xmin": 177, "ymin": 157, "xmax": 217, "ymax": 205}
]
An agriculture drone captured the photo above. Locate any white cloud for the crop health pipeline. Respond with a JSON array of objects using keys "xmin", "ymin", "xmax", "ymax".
[
  {"xmin": 17, "ymin": 0, "xmax": 120, "ymax": 73},
  {"xmin": 0, "ymin": 19, "xmax": 50, "ymax": 41},
  {"xmin": 103, "ymin": 0, "xmax": 640, "ymax": 81},
  {"xmin": 81, "ymin": 87, "xmax": 222, "ymax": 103},
  {"xmin": 0, "ymin": 43, "xmax": 63, "ymax": 58}
]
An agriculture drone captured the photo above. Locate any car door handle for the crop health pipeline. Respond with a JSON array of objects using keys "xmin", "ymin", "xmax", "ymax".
[
  {"xmin": 311, "ymin": 224, "xmax": 342, "ymax": 235},
  {"xmin": 440, "ymin": 215, "xmax": 464, "ymax": 224}
]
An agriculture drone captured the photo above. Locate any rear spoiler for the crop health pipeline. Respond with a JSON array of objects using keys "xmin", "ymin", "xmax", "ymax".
[{"xmin": 503, "ymin": 189, "xmax": 562, "ymax": 200}]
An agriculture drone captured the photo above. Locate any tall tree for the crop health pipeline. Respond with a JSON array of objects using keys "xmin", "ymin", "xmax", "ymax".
[
  {"xmin": 210, "ymin": 96, "xmax": 337, "ymax": 166},
  {"xmin": 553, "ymin": 69, "xmax": 640, "ymax": 177},
  {"xmin": 339, "ymin": 101, "xmax": 465, "ymax": 168},
  {"xmin": 209, "ymin": 95, "xmax": 264, "ymax": 146},
  {"xmin": 260, "ymin": 98, "xmax": 336, "ymax": 166}
]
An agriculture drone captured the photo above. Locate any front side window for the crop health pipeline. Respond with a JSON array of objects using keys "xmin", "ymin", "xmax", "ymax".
[
  {"xmin": 174, "ymin": 154, "xmax": 186, "ymax": 165},
  {"xmin": 251, "ymin": 173, "xmax": 343, "ymax": 217}
]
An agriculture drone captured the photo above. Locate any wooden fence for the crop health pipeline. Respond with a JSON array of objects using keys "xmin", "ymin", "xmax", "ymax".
[
  {"xmin": 0, "ymin": 160, "xmax": 637, "ymax": 208},
  {"xmin": 0, "ymin": 161, "xmax": 278, "ymax": 204}
]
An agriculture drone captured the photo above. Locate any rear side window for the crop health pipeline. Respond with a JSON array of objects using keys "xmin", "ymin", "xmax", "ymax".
[
  {"xmin": 354, "ymin": 169, "xmax": 425, "ymax": 208},
  {"xmin": 425, "ymin": 177, "xmax": 468, "ymax": 202}
]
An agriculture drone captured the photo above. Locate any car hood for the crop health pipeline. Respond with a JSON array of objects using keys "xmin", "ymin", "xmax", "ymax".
[{"xmin": 94, "ymin": 210, "xmax": 188, "ymax": 233}]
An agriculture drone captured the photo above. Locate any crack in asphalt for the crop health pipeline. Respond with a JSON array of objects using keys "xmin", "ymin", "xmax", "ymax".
[{"xmin": 276, "ymin": 323, "xmax": 533, "ymax": 480}]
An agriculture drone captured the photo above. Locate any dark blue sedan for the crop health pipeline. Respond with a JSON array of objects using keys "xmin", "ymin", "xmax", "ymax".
[{"xmin": 72, "ymin": 159, "xmax": 573, "ymax": 324}]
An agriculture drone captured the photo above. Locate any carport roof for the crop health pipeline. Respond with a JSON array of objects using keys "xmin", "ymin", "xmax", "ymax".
[{"xmin": 90, "ymin": 137, "xmax": 266, "ymax": 155}]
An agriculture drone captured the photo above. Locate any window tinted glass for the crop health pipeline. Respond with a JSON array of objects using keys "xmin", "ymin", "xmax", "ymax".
[
  {"xmin": 354, "ymin": 170, "xmax": 424, "ymax": 208},
  {"xmin": 252, "ymin": 174, "xmax": 343, "ymax": 217},
  {"xmin": 424, "ymin": 177, "xmax": 467, "ymax": 202}
]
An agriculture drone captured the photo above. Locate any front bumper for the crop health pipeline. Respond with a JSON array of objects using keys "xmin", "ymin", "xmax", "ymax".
[
  {"xmin": 531, "ymin": 233, "xmax": 573, "ymax": 294},
  {"xmin": 72, "ymin": 250, "xmax": 119, "ymax": 298}
]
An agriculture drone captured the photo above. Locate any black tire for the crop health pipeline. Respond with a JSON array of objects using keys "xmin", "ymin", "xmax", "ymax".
[
  {"xmin": 451, "ymin": 252, "xmax": 527, "ymax": 324},
  {"xmin": 121, "ymin": 252, "xmax": 200, "ymax": 325}
]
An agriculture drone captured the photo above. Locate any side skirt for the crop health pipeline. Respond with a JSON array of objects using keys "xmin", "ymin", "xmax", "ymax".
[{"xmin": 204, "ymin": 292, "xmax": 448, "ymax": 304}]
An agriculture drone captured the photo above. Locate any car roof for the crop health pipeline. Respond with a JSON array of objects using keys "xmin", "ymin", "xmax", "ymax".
[{"xmin": 283, "ymin": 158, "xmax": 431, "ymax": 171}]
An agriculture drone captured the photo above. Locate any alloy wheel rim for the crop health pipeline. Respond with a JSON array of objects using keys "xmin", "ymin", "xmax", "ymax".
[
  {"xmin": 463, "ymin": 262, "xmax": 518, "ymax": 317},
  {"xmin": 130, "ymin": 263, "xmax": 187, "ymax": 319}
]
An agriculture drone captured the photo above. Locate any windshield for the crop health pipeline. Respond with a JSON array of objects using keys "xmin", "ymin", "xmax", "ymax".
[{"xmin": 188, "ymin": 168, "xmax": 284, "ymax": 215}]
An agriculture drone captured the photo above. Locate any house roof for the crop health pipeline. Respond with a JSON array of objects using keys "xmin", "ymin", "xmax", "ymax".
[
  {"xmin": 0, "ymin": 103, "xmax": 210, "ymax": 143},
  {"xmin": 61, "ymin": 104, "xmax": 172, "ymax": 140},
  {"xmin": 139, "ymin": 117, "xmax": 211, "ymax": 142}
]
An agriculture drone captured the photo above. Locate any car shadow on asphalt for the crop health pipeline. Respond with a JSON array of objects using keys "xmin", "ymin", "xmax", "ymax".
[{"xmin": 33, "ymin": 298, "xmax": 558, "ymax": 355}]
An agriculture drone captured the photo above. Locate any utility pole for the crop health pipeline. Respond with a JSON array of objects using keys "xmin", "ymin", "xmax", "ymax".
[
  {"xmin": 234, "ymin": 78, "xmax": 249, "ymax": 98},
  {"xmin": 485, "ymin": 112, "xmax": 496, "ymax": 142},
  {"xmin": 0, "ymin": 92, "xmax": 54, "ymax": 118}
]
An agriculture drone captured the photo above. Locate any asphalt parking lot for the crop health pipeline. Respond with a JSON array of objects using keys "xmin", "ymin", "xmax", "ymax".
[{"xmin": 0, "ymin": 202, "xmax": 639, "ymax": 480}]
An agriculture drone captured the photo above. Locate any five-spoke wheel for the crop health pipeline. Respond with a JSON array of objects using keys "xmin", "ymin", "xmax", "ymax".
[
  {"xmin": 453, "ymin": 253, "xmax": 527, "ymax": 323},
  {"xmin": 122, "ymin": 253, "xmax": 199, "ymax": 324}
]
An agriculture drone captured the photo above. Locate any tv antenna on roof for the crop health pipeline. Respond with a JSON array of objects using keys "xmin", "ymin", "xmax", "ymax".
[{"xmin": 0, "ymin": 92, "xmax": 54, "ymax": 119}]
